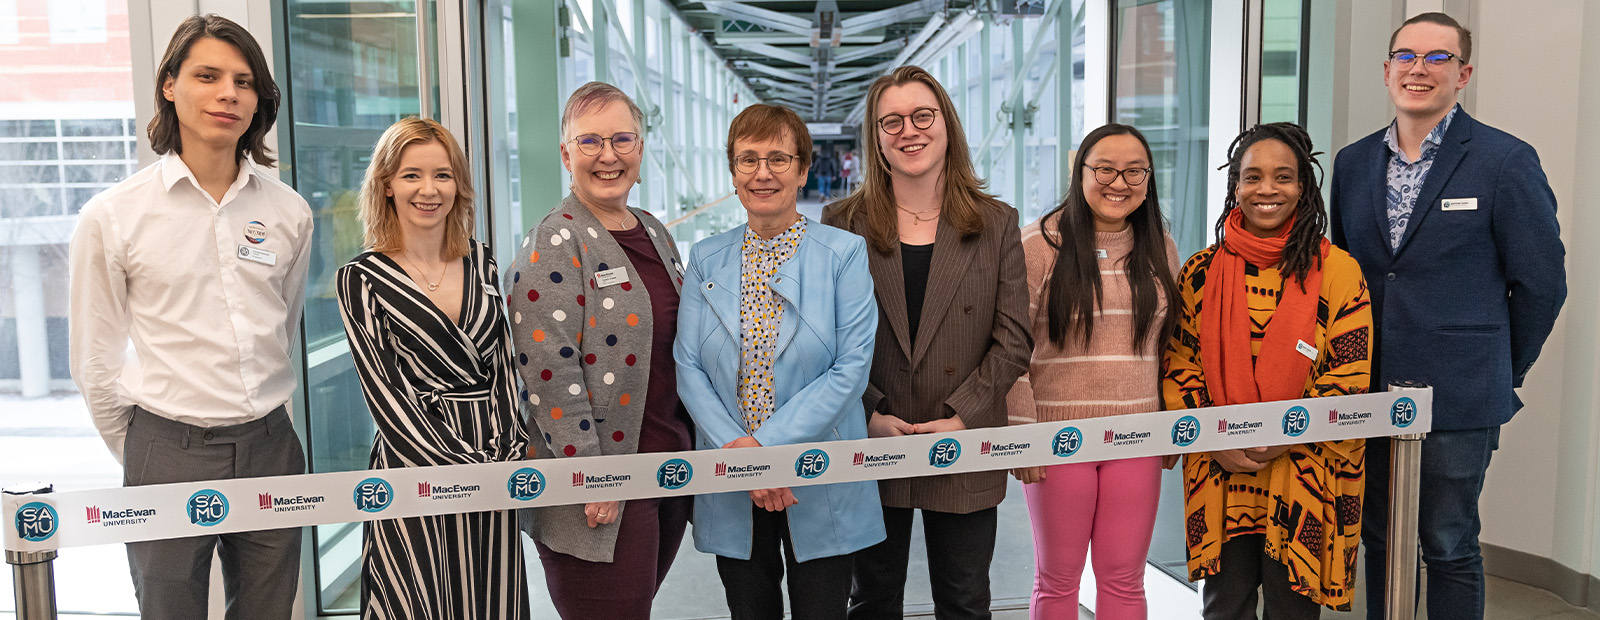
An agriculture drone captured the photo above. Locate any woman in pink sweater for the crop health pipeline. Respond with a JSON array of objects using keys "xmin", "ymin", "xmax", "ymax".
[{"xmin": 1006, "ymin": 124, "xmax": 1181, "ymax": 619}]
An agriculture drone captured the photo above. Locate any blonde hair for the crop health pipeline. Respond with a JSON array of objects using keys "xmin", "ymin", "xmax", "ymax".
[
  {"xmin": 832, "ymin": 66, "xmax": 999, "ymax": 254},
  {"xmin": 358, "ymin": 117, "xmax": 476, "ymax": 258},
  {"xmin": 560, "ymin": 81, "xmax": 645, "ymax": 142}
]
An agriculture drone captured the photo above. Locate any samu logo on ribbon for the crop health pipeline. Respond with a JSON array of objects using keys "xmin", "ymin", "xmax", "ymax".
[
  {"xmin": 1282, "ymin": 406, "xmax": 1310, "ymax": 437},
  {"xmin": 657, "ymin": 459, "xmax": 693, "ymax": 490},
  {"xmin": 1391, "ymin": 397, "xmax": 1417, "ymax": 428},
  {"xmin": 928, "ymin": 438, "xmax": 961, "ymax": 468},
  {"xmin": 1053, "ymin": 427, "xmax": 1083, "ymax": 457},
  {"xmin": 795, "ymin": 449, "xmax": 830, "ymax": 479},
  {"xmin": 353, "ymin": 478, "xmax": 393, "ymax": 513},
  {"xmin": 187, "ymin": 490, "xmax": 229, "ymax": 526},
  {"xmin": 1171, "ymin": 416, "xmax": 1200, "ymax": 447},
  {"xmin": 14, "ymin": 502, "xmax": 58, "ymax": 542},
  {"xmin": 508, "ymin": 468, "xmax": 546, "ymax": 501}
]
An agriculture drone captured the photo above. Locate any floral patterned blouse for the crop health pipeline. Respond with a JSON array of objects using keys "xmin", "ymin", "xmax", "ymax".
[{"xmin": 738, "ymin": 218, "xmax": 806, "ymax": 432}]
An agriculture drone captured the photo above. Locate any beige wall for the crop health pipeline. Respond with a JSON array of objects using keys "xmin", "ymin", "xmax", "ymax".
[{"xmin": 1441, "ymin": 0, "xmax": 1600, "ymax": 582}]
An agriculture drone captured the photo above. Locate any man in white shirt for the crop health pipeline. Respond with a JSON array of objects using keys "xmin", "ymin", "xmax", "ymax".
[{"xmin": 68, "ymin": 14, "xmax": 312, "ymax": 619}]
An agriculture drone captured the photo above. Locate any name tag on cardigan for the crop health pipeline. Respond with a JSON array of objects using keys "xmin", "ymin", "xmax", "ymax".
[
  {"xmin": 1441, "ymin": 198, "xmax": 1478, "ymax": 211},
  {"xmin": 595, "ymin": 266, "xmax": 630, "ymax": 288},
  {"xmin": 1296, "ymin": 340, "xmax": 1318, "ymax": 361}
]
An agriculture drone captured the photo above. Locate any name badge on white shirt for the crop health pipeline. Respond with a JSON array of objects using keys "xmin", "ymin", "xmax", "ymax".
[
  {"xmin": 237, "ymin": 245, "xmax": 277, "ymax": 266},
  {"xmin": 1296, "ymin": 340, "xmax": 1318, "ymax": 361},
  {"xmin": 482, "ymin": 283, "xmax": 499, "ymax": 297},
  {"xmin": 595, "ymin": 266, "xmax": 630, "ymax": 288},
  {"xmin": 1095, "ymin": 249, "xmax": 1109, "ymax": 259},
  {"xmin": 1441, "ymin": 198, "xmax": 1478, "ymax": 211}
]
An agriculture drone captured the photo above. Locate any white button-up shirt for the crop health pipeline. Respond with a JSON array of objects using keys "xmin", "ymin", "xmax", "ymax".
[{"xmin": 69, "ymin": 154, "xmax": 313, "ymax": 462}]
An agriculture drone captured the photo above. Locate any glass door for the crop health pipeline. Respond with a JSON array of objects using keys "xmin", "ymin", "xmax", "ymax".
[{"xmin": 277, "ymin": 0, "xmax": 431, "ymax": 613}]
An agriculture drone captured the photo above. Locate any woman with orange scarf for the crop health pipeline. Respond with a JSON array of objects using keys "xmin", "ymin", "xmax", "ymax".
[{"xmin": 1162, "ymin": 122, "xmax": 1373, "ymax": 619}]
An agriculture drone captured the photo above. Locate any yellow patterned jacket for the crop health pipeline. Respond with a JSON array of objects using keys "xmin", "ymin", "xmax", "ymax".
[{"xmin": 1162, "ymin": 245, "xmax": 1373, "ymax": 610}]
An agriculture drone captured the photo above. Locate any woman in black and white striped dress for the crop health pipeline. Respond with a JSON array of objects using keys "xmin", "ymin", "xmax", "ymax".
[{"xmin": 337, "ymin": 117, "xmax": 530, "ymax": 619}]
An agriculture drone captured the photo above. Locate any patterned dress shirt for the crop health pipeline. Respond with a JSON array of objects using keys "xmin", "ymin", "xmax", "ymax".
[
  {"xmin": 1383, "ymin": 105, "xmax": 1458, "ymax": 249},
  {"xmin": 737, "ymin": 218, "xmax": 806, "ymax": 432}
]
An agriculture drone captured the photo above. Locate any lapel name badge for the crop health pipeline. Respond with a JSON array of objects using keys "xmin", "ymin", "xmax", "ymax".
[
  {"xmin": 237, "ymin": 245, "xmax": 277, "ymax": 266},
  {"xmin": 482, "ymin": 283, "xmax": 499, "ymax": 297},
  {"xmin": 595, "ymin": 266, "xmax": 630, "ymax": 288},
  {"xmin": 243, "ymin": 221, "xmax": 268, "ymax": 244},
  {"xmin": 1440, "ymin": 198, "xmax": 1478, "ymax": 211}
]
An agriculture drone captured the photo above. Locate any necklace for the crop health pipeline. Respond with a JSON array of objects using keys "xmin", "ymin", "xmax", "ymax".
[
  {"xmin": 595, "ymin": 206, "xmax": 634, "ymax": 230},
  {"xmin": 896, "ymin": 205, "xmax": 941, "ymax": 225},
  {"xmin": 399, "ymin": 253, "xmax": 448, "ymax": 292}
]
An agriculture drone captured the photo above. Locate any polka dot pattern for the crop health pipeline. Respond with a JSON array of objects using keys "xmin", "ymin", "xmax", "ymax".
[
  {"xmin": 737, "ymin": 219, "xmax": 805, "ymax": 432},
  {"xmin": 509, "ymin": 208, "xmax": 683, "ymax": 462}
]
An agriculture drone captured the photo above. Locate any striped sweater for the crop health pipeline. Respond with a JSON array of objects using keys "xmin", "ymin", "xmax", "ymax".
[{"xmin": 1006, "ymin": 215, "xmax": 1179, "ymax": 424}]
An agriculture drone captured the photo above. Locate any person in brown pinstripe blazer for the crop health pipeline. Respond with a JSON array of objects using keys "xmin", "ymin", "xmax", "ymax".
[{"xmin": 823, "ymin": 66, "xmax": 1031, "ymax": 620}]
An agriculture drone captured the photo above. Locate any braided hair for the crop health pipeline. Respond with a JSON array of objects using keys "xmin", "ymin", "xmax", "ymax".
[{"xmin": 1214, "ymin": 122, "xmax": 1328, "ymax": 290}]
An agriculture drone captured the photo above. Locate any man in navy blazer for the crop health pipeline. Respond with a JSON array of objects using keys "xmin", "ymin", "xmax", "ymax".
[{"xmin": 1330, "ymin": 12, "xmax": 1566, "ymax": 620}]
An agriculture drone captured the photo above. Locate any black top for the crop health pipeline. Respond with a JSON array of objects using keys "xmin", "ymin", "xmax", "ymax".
[
  {"xmin": 610, "ymin": 221, "xmax": 692, "ymax": 454},
  {"xmin": 902, "ymin": 242, "xmax": 935, "ymax": 343}
]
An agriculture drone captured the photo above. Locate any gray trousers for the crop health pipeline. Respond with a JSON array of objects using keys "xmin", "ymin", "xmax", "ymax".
[{"xmin": 123, "ymin": 406, "xmax": 306, "ymax": 620}]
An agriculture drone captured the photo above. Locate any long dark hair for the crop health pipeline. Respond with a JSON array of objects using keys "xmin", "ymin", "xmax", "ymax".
[
  {"xmin": 1042, "ymin": 124, "xmax": 1179, "ymax": 349},
  {"xmin": 1214, "ymin": 122, "xmax": 1327, "ymax": 289},
  {"xmin": 148, "ymin": 14, "xmax": 279, "ymax": 166}
]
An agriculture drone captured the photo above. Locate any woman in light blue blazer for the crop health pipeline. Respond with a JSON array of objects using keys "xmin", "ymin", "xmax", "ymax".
[{"xmin": 676, "ymin": 103, "xmax": 885, "ymax": 620}]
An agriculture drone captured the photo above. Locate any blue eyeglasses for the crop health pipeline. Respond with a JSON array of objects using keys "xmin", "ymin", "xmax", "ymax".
[{"xmin": 1388, "ymin": 50, "xmax": 1463, "ymax": 67}]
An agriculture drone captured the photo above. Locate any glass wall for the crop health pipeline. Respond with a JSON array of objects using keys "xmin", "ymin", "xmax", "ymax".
[
  {"xmin": 0, "ymin": 0, "xmax": 139, "ymax": 613},
  {"xmin": 278, "ymin": 0, "xmax": 427, "ymax": 612},
  {"xmin": 1112, "ymin": 0, "xmax": 1213, "ymax": 584}
]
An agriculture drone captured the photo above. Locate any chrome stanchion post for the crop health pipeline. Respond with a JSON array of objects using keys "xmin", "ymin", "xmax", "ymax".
[
  {"xmin": 5, "ymin": 483, "xmax": 58, "ymax": 620},
  {"xmin": 1385, "ymin": 382, "xmax": 1428, "ymax": 620}
]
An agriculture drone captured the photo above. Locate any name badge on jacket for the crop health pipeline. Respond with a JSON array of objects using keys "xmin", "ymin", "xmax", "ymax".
[{"xmin": 1441, "ymin": 198, "xmax": 1478, "ymax": 211}]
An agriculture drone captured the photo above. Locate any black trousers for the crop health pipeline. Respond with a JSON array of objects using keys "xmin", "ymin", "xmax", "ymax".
[
  {"xmin": 716, "ymin": 505, "xmax": 854, "ymax": 620},
  {"xmin": 849, "ymin": 506, "xmax": 998, "ymax": 620},
  {"xmin": 1201, "ymin": 534, "xmax": 1321, "ymax": 620}
]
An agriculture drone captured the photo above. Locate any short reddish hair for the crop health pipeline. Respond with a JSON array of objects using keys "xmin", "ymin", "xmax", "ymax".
[{"xmin": 725, "ymin": 104, "xmax": 812, "ymax": 173}]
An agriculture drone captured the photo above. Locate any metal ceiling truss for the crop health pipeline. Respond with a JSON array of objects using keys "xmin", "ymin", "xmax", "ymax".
[{"xmin": 669, "ymin": 0, "xmax": 995, "ymax": 123}]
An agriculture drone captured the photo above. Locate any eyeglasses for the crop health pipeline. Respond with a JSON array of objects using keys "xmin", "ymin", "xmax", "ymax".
[
  {"xmin": 1388, "ymin": 50, "xmax": 1463, "ymax": 68},
  {"xmin": 1083, "ymin": 165, "xmax": 1151, "ymax": 187},
  {"xmin": 877, "ymin": 108, "xmax": 939, "ymax": 135},
  {"xmin": 734, "ymin": 152, "xmax": 797, "ymax": 174},
  {"xmin": 570, "ymin": 132, "xmax": 639, "ymax": 156}
]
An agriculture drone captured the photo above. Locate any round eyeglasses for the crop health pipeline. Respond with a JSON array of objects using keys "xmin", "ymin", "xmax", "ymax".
[
  {"xmin": 734, "ymin": 152, "xmax": 796, "ymax": 174},
  {"xmin": 1083, "ymin": 165, "xmax": 1151, "ymax": 187},
  {"xmin": 570, "ymin": 132, "xmax": 639, "ymax": 156},
  {"xmin": 877, "ymin": 108, "xmax": 939, "ymax": 135}
]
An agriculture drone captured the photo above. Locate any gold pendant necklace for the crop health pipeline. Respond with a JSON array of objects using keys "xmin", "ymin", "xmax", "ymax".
[
  {"xmin": 400, "ymin": 254, "xmax": 447, "ymax": 291},
  {"xmin": 897, "ymin": 205, "xmax": 941, "ymax": 225}
]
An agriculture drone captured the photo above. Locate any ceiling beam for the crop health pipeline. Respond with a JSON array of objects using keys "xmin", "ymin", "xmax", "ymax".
[
  {"xmin": 839, "ymin": 0, "xmax": 942, "ymax": 35},
  {"xmin": 734, "ymin": 60, "xmax": 813, "ymax": 83},
  {"xmin": 832, "ymin": 39, "xmax": 906, "ymax": 64},
  {"xmin": 729, "ymin": 41, "xmax": 817, "ymax": 67},
  {"xmin": 701, "ymin": 1, "xmax": 812, "ymax": 37}
]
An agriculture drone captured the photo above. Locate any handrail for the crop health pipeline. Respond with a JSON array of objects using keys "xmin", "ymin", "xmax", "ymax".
[{"xmin": 664, "ymin": 192, "xmax": 738, "ymax": 230}]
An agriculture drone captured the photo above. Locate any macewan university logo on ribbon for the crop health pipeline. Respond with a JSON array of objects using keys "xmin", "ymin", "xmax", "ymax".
[
  {"xmin": 795, "ymin": 449, "xmax": 830, "ymax": 479},
  {"xmin": 1053, "ymin": 427, "xmax": 1083, "ymax": 457},
  {"xmin": 352, "ymin": 478, "xmax": 393, "ymax": 513},
  {"xmin": 14, "ymin": 502, "xmax": 58, "ymax": 542},
  {"xmin": 87, "ymin": 505, "xmax": 157, "ymax": 526},
  {"xmin": 1282, "ymin": 406, "xmax": 1311, "ymax": 438},
  {"xmin": 928, "ymin": 438, "xmax": 961, "ymax": 468},
  {"xmin": 980, "ymin": 440, "xmax": 1029, "ymax": 457},
  {"xmin": 1171, "ymin": 416, "xmax": 1200, "ymax": 447},
  {"xmin": 187, "ymin": 490, "xmax": 229, "ymax": 526},
  {"xmin": 1390, "ymin": 397, "xmax": 1418, "ymax": 428},
  {"xmin": 507, "ymin": 468, "xmax": 546, "ymax": 501},
  {"xmin": 657, "ymin": 459, "xmax": 693, "ymax": 490},
  {"xmin": 259, "ymin": 493, "xmax": 325, "ymax": 512}
]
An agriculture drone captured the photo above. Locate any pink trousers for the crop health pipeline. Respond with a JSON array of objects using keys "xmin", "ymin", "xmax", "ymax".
[{"xmin": 1023, "ymin": 456, "xmax": 1162, "ymax": 620}]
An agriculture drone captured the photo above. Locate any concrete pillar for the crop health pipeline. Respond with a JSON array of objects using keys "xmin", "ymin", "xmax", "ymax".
[{"xmin": 11, "ymin": 245, "xmax": 50, "ymax": 398}]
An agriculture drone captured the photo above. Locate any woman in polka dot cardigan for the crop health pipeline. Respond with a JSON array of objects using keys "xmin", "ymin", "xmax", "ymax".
[{"xmin": 506, "ymin": 82, "xmax": 692, "ymax": 619}]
